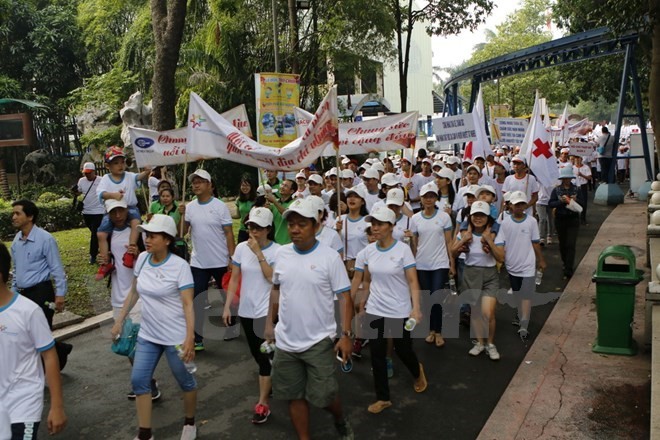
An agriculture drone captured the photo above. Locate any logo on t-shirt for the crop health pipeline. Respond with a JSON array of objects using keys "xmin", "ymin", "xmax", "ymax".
[{"xmin": 0, "ymin": 323, "xmax": 17, "ymax": 336}]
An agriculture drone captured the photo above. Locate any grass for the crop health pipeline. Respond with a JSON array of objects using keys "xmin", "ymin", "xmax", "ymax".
[{"xmin": 7, "ymin": 218, "xmax": 243, "ymax": 319}]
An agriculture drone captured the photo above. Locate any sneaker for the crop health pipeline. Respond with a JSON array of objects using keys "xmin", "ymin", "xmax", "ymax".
[
  {"xmin": 469, "ymin": 341, "xmax": 485, "ymax": 356},
  {"xmin": 361, "ymin": 339, "xmax": 369, "ymax": 348},
  {"xmin": 151, "ymin": 379, "xmax": 161, "ymax": 401},
  {"xmin": 485, "ymin": 344, "xmax": 500, "ymax": 361},
  {"xmin": 180, "ymin": 424, "xmax": 197, "ymax": 440},
  {"xmin": 252, "ymin": 403, "xmax": 271, "ymax": 424},
  {"xmin": 194, "ymin": 342, "xmax": 205, "ymax": 352},
  {"xmin": 352, "ymin": 339, "xmax": 363, "ymax": 359},
  {"xmin": 127, "ymin": 389, "xmax": 136, "ymax": 400},
  {"xmin": 386, "ymin": 357, "xmax": 394, "ymax": 378},
  {"xmin": 95, "ymin": 262, "xmax": 115, "ymax": 281},
  {"xmin": 122, "ymin": 251, "xmax": 136, "ymax": 268},
  {"xmin": 511, "ymin": 315, "xmax": 520, "ymax": 327},
  {"xmin": 546, "ymin": 236, "xmax": 552, "ymax": 245},
  {"xmin": 539, "ymin": 238, "xmax": 545, "ymax": 247},
  {"xmin": 334, "ymin": 417, "xmax": 354, "ymax": 440},
  {"xmin": 518, "ymin": 328, "xmax": 529, "ymax": 342}
]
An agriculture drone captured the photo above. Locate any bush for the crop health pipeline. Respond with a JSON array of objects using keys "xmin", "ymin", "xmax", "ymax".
[
  {"xmin": 0, "ymin": 199, "xmax": 84, "ymax": 240},
  {"xmin": 12, "ymin": 183, "xmax": 73, "ymax": 202},
  {"xmin": 37, "ymin": 192, "xmax": 61, "ymax": 203}
]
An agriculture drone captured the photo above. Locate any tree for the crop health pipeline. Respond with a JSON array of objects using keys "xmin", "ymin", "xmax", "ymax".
[
  {"xmin": 391, "ymin": 0, "xmax": 494, "ymax": 112},
  {"xmin": 150, "ymin": 0, "xmax": 187, "ymax": 131}
]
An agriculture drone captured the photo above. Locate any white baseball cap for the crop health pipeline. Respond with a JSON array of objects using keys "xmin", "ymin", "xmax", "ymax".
[
  {"xmin": 446, "ymin": 156, "xmax": 461, "ymax": 165},
  {"xmin": 465, "ymin": 164, "xmax": 482, "ymax": 176},
  {"xmin": 474, "ymin": 154, "xmax": 485, "ymax": 161},
  {"xmin": 326, "ymin": 167, "xmax": 338, "ymax": 177},
  {"xmin": 420, "ymin": 182, "xmax": 439, "ymax": 197},
  {"xmin": 475, "ymin": 184, "xmax": 496, "ymax": 198},
  {"xmin": 370, "ymin": 162, "xmax": 385, "ymax": 173},
  {"xmin": 503, "ymin": 192, "xmax": 512, "ymax": 202},
  {"xmin": 245, "ymin": 207, "xmax": 274, "ymax": 227},
  {"xmin": 381, "ymin": 173, "xmax": 399, "ymax": 187},
  {"xmin": 105, "ymin": 199, "xmax": 127, "ymax": 212},
  {"xmin": 341, "ymin": 169, "xmax": 355, "ymax": 179},
  {"xmin": 366, "ymin": 206, "xmax": 396, "ymax": 225},
  {"xmin": 306, "ymin": 195, "xmax": 326, "ymax": 215},
  {"xmin": 188, "ymin": 169, "xmax": 212, "ymax": 182},
  {"xmin": 434, "ymin": 168, "xmax": 454, "ymax": 181},
  {"xmin": 308, "ymin": 174, "xmax": 323, "ymax": 185},
  {"xmin": 511, "ymin": 155, "xmax": 527, "ymax": 165},
  {"xmin": 346, "ymin": 186, "xmax": 367, "ymax": 200},
  {"xmin": 363, "ymin": 168, "xmax": 380, "ymax": 180},
  {"xmin": 82, "ymin": 162, "xmax": 96, "ymax": 173},
  {"xmin": 138, "ymin": 214, "xmax": 177, "ymax": 238},
  {"xmin": 464, "ymin": 185, "xmax": 481, "ymax": 197},
  {"xmin": 295, "ymin": 171, "xmax": 307, "ymax": 180},
  {"xmin": 386, "ymin": 188, "xmax": 405, "ymax": 206},
  {"xmin": 509, "ymin": 190, "xmax": 528, "ymax": 205},
  {"xmin": 422, "ymin": 157, "xmax": 433, "ymax": 165},
  {"xmin": 283, "ymin": 198, "xmax": 318, "ymax": 220},
  {"xmin": 560, "ymin": 147, "xmax": 570, "ymax": 154},
  {"xmin": 470, "ymin": 201, "xmax": 490, "ymax": 216},
  {"xmin": 432, "ymin": 161, "xmax": 444, "ymax": 169},
  {"xmin": 341, "ymin": 157, "xmax": 351, "ymax": 165},
  {"xmin": 256, "ymin": 184, "xmax": 273, "ymax": 196}
]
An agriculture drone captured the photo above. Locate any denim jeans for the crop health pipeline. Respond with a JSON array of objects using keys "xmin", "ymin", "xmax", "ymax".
[
  {"xmin": 417, "ymin": 268, "xmax": 449, "ymax": 333},
  {"xmin": 131, "ymin": 337, "xmax": 196, "ymax": 395}
]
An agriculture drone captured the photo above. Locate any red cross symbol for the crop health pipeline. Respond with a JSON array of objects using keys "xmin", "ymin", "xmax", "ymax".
[{"xmin": 533, "ymin": 138, "xmax": 552, "ymax": 158}]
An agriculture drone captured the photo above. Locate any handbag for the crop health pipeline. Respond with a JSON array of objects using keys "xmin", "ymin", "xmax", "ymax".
[
  {"xmin": 111, "ymin": 318, "xmax": 140, "ymax": 357},
  {"xmin": 221, "ymin": 270, "xmax": 241, "ymax": 307},
  {"xmin": 75, "ymin": 179, "xmax": 96, "ymax": 213},
  {"xmin": 596, "ymin": 134, "xmax": 610, "ymax": 155}
]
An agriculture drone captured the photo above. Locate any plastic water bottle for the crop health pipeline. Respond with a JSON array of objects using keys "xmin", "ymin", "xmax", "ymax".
[
  {"xmin": 260, "ymin": 341, "xmax": 276, "ymax": 354},
  {"xmin": 176, "ymin": 346, "xmax": 197, "ymax": 374},
  {"xmin": 336, "ymin": 353, "xmax": 353, "ymax": 373},
  {"xmin": 449, "ymin": 277, "xmax": 458, "ymax": 295},
  {"xmin": 404, "ymin": 318, "xmax": 417, "ymax": 332},
  {"xmin": 44, "ymin": 301, "xmax": 56, "ymax": 311},
  {"xmin": 535, "ymin": 269, "xmax": 543, "ymax": 286}
]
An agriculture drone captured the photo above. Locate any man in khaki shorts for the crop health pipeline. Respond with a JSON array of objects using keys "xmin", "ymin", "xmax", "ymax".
[{"xmin": 265, "ymin": 198, "xmax": 355, "ymax": 440}]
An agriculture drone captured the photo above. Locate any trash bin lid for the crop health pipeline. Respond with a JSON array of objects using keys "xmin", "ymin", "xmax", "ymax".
[{"xmin": 594, "ymin": 245, "xmax": 640, "ymax": 280}]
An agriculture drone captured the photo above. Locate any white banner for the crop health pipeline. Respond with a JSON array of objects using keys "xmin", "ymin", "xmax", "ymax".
[
  {"xmin": 129, "ymin": 105, "xmax": 253, "ymax": 168},
  {"xmin": 294, "ymin": 107, "xmax": 418, "ymax": 156},
  {"xmin": 568, "ymin": 118, "xmax": 592, "ymax": 136},
  {"xmin": 495, "ymin": 118, "xmax": 529, "ymax": 146},
  {"xmin": 432, "ymin": 113, "xmax": 478, "ymax": 145},
  {"xmin": 187, "ymin": 87, "xmax": 338, "ymax": 171},
  {"xmin": 568, "ymin": 141, "xmax": 595, "ymax": 157}
]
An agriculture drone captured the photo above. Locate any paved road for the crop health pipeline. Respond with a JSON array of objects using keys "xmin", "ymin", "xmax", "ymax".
[{"xmin": 42, "ymin": 196, "xmax": 615, "ymax": 440}]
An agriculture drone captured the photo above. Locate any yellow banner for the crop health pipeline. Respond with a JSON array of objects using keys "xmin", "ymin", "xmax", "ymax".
[{"xmin": 256, "ymin": 73, "xmax": 301, "ymax": 148}]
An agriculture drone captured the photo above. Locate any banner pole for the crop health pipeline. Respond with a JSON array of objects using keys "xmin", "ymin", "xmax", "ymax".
[{"xmin": 180, "ymin": 156, "xmax": 188, "ymax": 237}]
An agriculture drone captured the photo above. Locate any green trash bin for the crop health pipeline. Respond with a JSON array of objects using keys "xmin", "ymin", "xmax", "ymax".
[{"xmin": 591, "ymin": 245, "xmax": 644, "ymax": 356}]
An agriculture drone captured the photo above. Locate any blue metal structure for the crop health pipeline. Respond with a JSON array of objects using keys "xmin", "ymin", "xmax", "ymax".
[{"xmin": 443, "ymin": 27, "xmax": 652, "ymax": 182}]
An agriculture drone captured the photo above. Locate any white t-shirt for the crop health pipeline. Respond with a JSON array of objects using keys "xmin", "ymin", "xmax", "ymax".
[
  {"xmin": 273, "ymin": 242, "xmax": 350, "ymax": 352},
  {"xmin": 0, "ymin": 399, "xmax": 10, "ymax": 440},
  {"xmin": 316, "ymin": 226, "xmax": 344, "ymax": 254},
  {"xmin": 339, "ymin": 214, "xmax": 369, "ymax": 259},
  {"xmin": 134, "ymin": 252, "xmax": 194, "ymax": 345},
  {"xmin": 495, "ymin": 214, "xmax": 540, "ymax": 277},
  {"xmin": 0, "ymin": 294, "xmax": 55, "ymax": 424},
  {"xmin": 185, "ymin": 197, "xmax": 233, "ymax": 268},
  {"xmin": 97, "ymin": 171, "xmax": 141, "ymax": 208},
  {"xmin": 574, "ymin": 164, "xmax": 592, "ymax": 187},
  {"xmin": 411, "ymin": 173, "xmax": 434, "ymax": 210},
  {"xmin": 110, "ymin": 226, "xmax": 135, "ymax": 308},
  {"xmin": 77, "ymin": 176, "xmax": 105, "ymax": 215},
  {"xmin": 148, "ymin": 176, "xmax": 160, "ymax": 202},
  {"xmin": 410, "ymin": 209, "xmax": 453, "ymax": 270},
  {"xmin": 356, "ymin": 240, "xmax": 416, "ymax": 319},
  {"xmin": 457, "ymin": 231, "xmax": 497, "ymax": 267},
  {"xmin": 399, "ymin": 173, "xmax": 421, "ymax": 210},
  {"xmin": 502, "ymin": 173, "xmax": 540, "ymax": 215},
  {"xmin": 232, "ymin": 241, "xmax": 280, "ymax": 319},
  {"xmin": 364, "ymin": 190, "xmax": 381, "ymax": 212},
  {"xmin": 393, "ymin": 213, "xmax": 412, "ymax": 242},
  {"xmin": 537, "ymin": 185, "xmax": 555, "ymax": 206}
]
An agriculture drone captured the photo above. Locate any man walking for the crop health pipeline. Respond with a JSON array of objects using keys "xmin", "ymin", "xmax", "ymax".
[
  {"xmin": 72, "ymin": 162, "xmax": 105, "ymax": 264},
  {"xmin": 11, "ymin": 199, "xmax": 73, "ymax": 370}
]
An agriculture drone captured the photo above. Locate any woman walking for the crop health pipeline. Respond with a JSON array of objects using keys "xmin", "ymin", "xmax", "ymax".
[
  {"xmin": 336, "ymin": 186, "xmax": 369, "ymax": 277},
  {"xmin": 111, "ymin": 214, "xmax": 197, "ymax": 440},
  {"xmin": 549, "ymin": 165, "xmax": 584, "ymax": 279},
  {"xmin": 351, "ymin": 206, "xmax": 427, "ymax": 414},
  {"xmin": 236, "ymin": 175, "xmax": 257, "ymax": 243},
  {"xmin": 223, "ymin": 207, "xmax": 280, "ymax": 424}
]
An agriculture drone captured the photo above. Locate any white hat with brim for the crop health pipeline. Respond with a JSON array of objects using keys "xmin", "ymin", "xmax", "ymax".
[
  {"xmin": 559, "ymin": 165, "xmax": 575, "ymax": 180},
  {"xmin": 386, "ymin": 188, "xmax": 405, "ymax": 206},
  {"xmin": 295, "ymin": 172, "xmax": 306, "ymax": 180},
  {"xmin": 341, "ymin": 157, "xmax": 351, "ymax": 165},
  {"xmin": 306, "ymin": 195, "xmax": 326, "ymax": 215},
  {"xmin": 188, "ymin": 169, "xmax": 212, "ymax": 182},
  {"xmin": 370, "ymin": 162, "xmax": 385, "ymax": 173},
  {"xmin": 464, "ymin": 185, "xmax": 481, "ymax": 197},
  {"xmin": 363, "ymin": 168, "xmax": 380, "ymax": 180},
  {"xmin": 341, "ymin": 169, "xmax": 355, "ymax": 179},
  {"xmin": 466, "ymin": 165, "xmax": 482, "ymax": 176},
  {"xmin": 381, "ymin": 173, "xmax": 399, "ymax": 187},
  {"xmin": 282, "ymin": 198, "xmax": 318, "ymax": 220},
  {"xmin": 326, "ymin": 167, "xmax": 338, "ymax": 177},
  {"xmin": 82, "ymin": 162, "xmax": 96, "ymax": 173},
  {"xmin": 511, "ymin": 155, "xmax": 527, "ymax": 165},
  {"xmin": 105, "ymin": 199, "xmax": 128, "ymax": 212},
  {"xmin": 475, "ymin": 184, "xmax": 496, "ymax": 198},
  {"xmin": 560, "ymin": 147, "xmax": 570, "ymax": 154},
  {"xmin": 138, "ymin": 214, "xmax": 177, "ymax": 238},
  {"xmin": 346, "ymin": 186, "xmax": 367, "ymax": 200},
  {"xmin": 256, "ymin": 184, "xmax": 273, "ymax": 196},
  {"xmin": 503, "ymin": 192, "xmax": 512, "ymax": 202},
  {"xmin": 470, "ymin": 201, "xmax": 490, "ymax": 216},
  {"xmin": 509, "ymin": 190, "xmax": 528, "ymax": 205},
  {"xmin": 434, "ymin": 168, "xmax": 454, "ymax": 181},
  {"xmin": 245, "ymin": 207, "xmax": 274, "ymax": 227},
  {"xmin": 308, "ymin": 174, "xmax": 323, "ymax": 185},
  {"xmin": 365, "ymin": 206, "xmax": 396, "ymax": 225},
  {"xmin": 420, "ymin": 182, "xmax": 439, "ymax": 197}
]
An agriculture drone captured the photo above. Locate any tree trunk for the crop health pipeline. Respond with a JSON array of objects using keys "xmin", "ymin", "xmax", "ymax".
[
  {"xmin": 394, "ymin": 1, "xmax": 406, "ymax": 112},
  {"xmin": 288, "ymin": 0, "xmax": 299, "ymax": 74},
  {"xmin": 150, "ymin": 0, "xmax": 188, "ymax": 131},
  {"xmin": 400, "ymin": 0, "xmax": 415, "ymax": 113},
  {"xmin": 650, "ymin": 0, "xmax": 660, "ymax": 166}
]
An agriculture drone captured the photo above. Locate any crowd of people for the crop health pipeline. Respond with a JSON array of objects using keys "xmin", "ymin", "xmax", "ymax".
[{"xmin": 1, "ymin": 125, "xmax": 631, "ymax": 440}]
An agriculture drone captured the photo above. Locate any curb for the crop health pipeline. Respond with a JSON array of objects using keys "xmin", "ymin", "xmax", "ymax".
[{"xmin": 53, "ymin": 311, "xmax": 114, "ymax": 342}]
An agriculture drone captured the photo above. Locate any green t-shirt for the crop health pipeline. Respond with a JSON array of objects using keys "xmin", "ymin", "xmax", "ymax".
[
  {"xmin": 151, "ymin": 202, "xmax": 181, "ymax": 228},
  {"xmin": 149, "ymin": 201, "xmax": 163, "ymax": 214},
  {"xmin": 236, "ymin": 199, "xmax": 255, "ymax": 231},
  {"xmin": 271, "ymin": 197, "xmax": 294, "ymax": 245}
]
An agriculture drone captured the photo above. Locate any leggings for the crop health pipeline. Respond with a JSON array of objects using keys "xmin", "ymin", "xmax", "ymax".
[
  {"xmin": 417, "ymin": 268, "xmax": 449, "ymax": 333},
  {"xmin": 240, "ymin": 317, "xmax": 272, "ymax": 376},
  {"xmin": 191, "ymin": 266, "xmax": 228, "ymax": 343}
]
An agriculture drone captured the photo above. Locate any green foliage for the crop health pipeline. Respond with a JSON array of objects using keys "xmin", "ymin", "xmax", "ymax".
[
  {"xmin": 67, "ymin": 67, "xmax": 139, "ymax": 114},
  {"xmin": 12, "ymin": 183, "xmax": 73, "ymax": 201},
  {"xmin": 116, "ymin": 4, "xmax": 154, "ymax": 95},
  {"xmin": 0, "ymin": 75, "xmax": 24, "ymax": 100},
  {"xmin": 37, "ymin": 192, "xmax": 62, "ymax": 203},
  {"xmin": 79, "ymin": 125, "xmax": 122, "ymax": 151},
  {"xmin": 0, "ymin": 199, "xmax": 84, "ymax": 240}
]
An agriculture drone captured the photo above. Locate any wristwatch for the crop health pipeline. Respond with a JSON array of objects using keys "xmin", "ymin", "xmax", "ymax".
[{"xmin": 341, "ymin": 330, "xmax": 355, "ymax": 339}]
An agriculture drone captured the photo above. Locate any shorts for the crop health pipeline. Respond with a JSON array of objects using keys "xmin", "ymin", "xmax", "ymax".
[
  {"xmin": 462, "ymin": 265, "xmax": 499, "ymax": 302},
  {"xmin": 98, "ymin": 206, "xmax": 141, "ymax": 233},
  {"xmin": 113, "ymin": 302, "xmax": 142, "ymax": 324},
  {"xmin": 11, "ymin": 422, "xmax": 40, "ymax": 440},
  {"xmin": 271, "ymin": 338, "xmax": 338, "ymax": 407},
  {"xmin": 509, "ymin": 275, "xmax": 536, "ymax": 300}
]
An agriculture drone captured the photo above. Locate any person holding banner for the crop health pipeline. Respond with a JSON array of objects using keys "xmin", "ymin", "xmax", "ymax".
[
  {"xmin": 573, "ymin": 155, "xmax": 591, "ymax": 224},
  {"xmin": 266, "ymin": 179, "xmax": 297, "ymax": 245},
  {"xmin": 179, "ymin": 169, "xmax": 235, "ymax": 352}
]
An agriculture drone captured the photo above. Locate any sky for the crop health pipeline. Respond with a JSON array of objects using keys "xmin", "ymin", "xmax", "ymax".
[{"xmin": 431, "ymin": 1, "xmax": 522, "ymax": 77}]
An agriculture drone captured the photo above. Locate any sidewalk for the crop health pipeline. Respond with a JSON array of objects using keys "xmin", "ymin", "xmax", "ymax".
[{"xmin": 478, "ymin": 200, "xmax": 651, "ymax": 439}]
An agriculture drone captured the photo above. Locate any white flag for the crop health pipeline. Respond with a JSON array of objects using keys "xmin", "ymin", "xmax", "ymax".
[
  {"xmin": 557, "ymin": 102, "xmax": 569, "ymax": 146},
  {"xmin": 521, "ymin": 91, "xmax": 559, "ymax": 187},
  {"xmin": 463, "ymin": 85, "xmax": 494, "ymax": 160}
]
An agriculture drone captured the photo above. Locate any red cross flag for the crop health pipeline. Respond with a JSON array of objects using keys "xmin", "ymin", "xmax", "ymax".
[{"xmin": 521, "ymin": 91, "xmax": 559, "ymax": 187}]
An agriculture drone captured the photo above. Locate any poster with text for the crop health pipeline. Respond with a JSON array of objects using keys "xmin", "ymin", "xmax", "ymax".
[{"xmin": 255, "ymin": 73, "xmax": 300, "ymax": 148}]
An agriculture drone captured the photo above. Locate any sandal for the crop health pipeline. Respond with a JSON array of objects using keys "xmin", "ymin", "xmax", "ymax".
[
  {"xmin": 367, "ymin": 400, "xmax": 392, "ymax": 414},
  {"xmin": 414, "ymin": 363, "xmax": 428, "ymax": 393},
  {"xmin": 425, "ymin": 331, "xmax": 436, "ymax": 344},
  {"xmin": 434, "ymin": 333, "xmax": 445, "ymax": 348}
]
